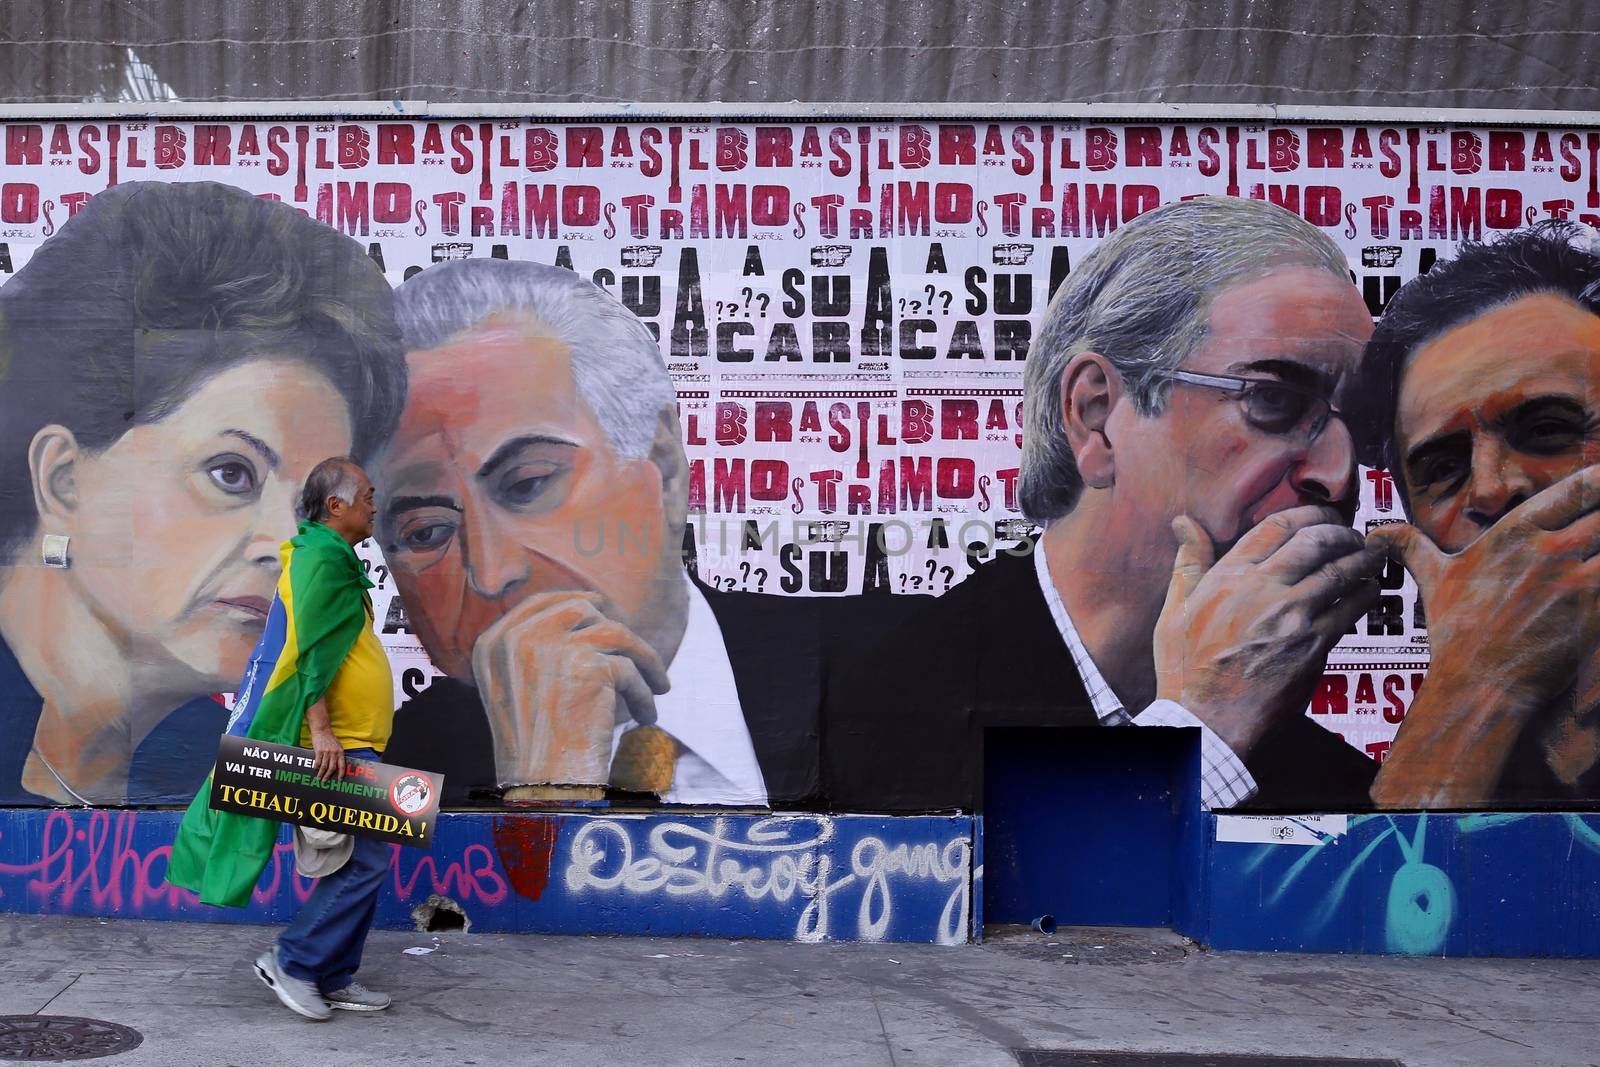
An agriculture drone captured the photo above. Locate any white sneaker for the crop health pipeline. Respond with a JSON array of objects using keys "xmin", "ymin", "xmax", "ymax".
[
  {"xmin": 253, "ymin": 949, "xmax": 332, "ymax": 1021},
  {"xmin": 325, "ymin": 981, "xmax": 392, "ymax": 1011}
]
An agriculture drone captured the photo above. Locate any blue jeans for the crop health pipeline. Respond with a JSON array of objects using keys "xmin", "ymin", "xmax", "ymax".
[{"xmin": 276, "ymin": 747, "xmax": 391, "ymax": 995}]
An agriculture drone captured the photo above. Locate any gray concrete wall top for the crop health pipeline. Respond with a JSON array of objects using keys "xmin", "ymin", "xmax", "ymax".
[{"xmin": 1, "ymin": 1, "xmax": 1597, "ymax": 111}]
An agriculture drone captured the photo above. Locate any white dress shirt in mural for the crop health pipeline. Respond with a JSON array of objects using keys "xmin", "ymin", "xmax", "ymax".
[
  {"xmin": 611, "ymin": 574, "xmax": 768, "ymax": 806},
  {"xmin": 1033, "ymin": 544, "xmax": 1259, "ymax": 809}
]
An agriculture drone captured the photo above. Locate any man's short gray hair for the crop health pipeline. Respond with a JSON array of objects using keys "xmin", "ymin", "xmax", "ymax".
[
  {"xmin": 394, "ymin": 258, "xmax": 672, "ymax": 459},
  {"xmin": 1019, "ymin": 196, "xmax": 1352, "ymax": 522},
  {"xmin": 298, "ymin": 457, "xmax": 363, "ymax": 523}
]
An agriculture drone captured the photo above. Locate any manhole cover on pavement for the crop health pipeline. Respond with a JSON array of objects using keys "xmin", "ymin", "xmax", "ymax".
[
  {"xmin": 1014, "ymin": 1053, "xmax": 1403, "ymax": 1066},
  {"xmin": 0, "ymin": 1016, "xmax": 143, "ymax": 1061}
]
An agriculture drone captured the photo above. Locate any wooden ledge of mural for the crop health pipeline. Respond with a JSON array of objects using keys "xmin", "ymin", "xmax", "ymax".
[{"xmin": 503, "ymin": 784, "xmax": 606, "ymax": 803}]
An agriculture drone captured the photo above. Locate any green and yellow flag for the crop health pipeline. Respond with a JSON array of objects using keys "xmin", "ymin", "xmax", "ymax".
[{"xmin": 166, "ymin": 521, "xmax": 373, "ymax": 907}]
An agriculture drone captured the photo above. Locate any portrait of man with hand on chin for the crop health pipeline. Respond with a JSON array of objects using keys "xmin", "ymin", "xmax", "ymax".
[
  {"xmin": 376, "ymin": 258, "xmax": 885, "ymax": 808},
  {"xmin": 1356, "ymin": 221, "xmax": 1600, "ymax": 807},
  {"xmin": 827, "ymin": 195, "xmax": 1384, "ymax": 812}
]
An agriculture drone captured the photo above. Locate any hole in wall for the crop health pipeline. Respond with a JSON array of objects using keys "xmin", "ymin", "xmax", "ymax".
[{"xmin": 411, "ymin": 893, "xmax": 470, "ymax": 933}]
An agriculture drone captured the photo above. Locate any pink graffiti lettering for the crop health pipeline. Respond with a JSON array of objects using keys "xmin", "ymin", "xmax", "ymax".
[
  {"xmin": 391, "ymin": 842, "xmax": 508, "ymax": 906},
  {"xmin": 251, "ymin": 842, "xmax": 317, "ymax": 906},
  {"xmin": 0, "ymin": 812, "xmax": 321, "ymax": 914},
  {"xmin": 0, "ymin": 811, "xmax": 194, "ymax": 913}
]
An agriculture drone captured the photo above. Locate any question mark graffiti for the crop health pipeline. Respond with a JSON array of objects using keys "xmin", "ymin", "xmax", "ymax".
[
  {"xmin": 752, "ymin": 566, "xmax": 768, "ymax": 591},
  {"xmin": 938, "ymin": 565, "xmax": 955, "ymax": 591},
  {"xmin": 755, "ymin": 292, "xmax": 771, "ymax": 317}
]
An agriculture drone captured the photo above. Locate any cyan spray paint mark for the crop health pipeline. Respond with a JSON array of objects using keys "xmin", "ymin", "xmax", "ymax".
[
  {"xmin": 1383, "ymin": 815, "xmax": 1455, "ymax": 955},
  {"xmin": 1246, "ymin": 812, "xmax": 1600, "ymax": 957}
]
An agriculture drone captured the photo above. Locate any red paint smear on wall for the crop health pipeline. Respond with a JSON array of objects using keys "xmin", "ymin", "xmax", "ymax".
[{"xmin": 490, "ymin": 815, "xmax": 560, "ymax": 901}]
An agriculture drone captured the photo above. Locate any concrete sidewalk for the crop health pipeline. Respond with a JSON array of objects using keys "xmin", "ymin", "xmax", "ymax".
[{"xmin": 1, "ymin": 915, "xmax": 1594, "ymax": 1067}]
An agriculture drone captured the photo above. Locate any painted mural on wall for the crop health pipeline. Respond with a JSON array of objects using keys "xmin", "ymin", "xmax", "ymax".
[{"xmin": 0, "ymin": 120, "xmax": 1597, "ymax": 812}]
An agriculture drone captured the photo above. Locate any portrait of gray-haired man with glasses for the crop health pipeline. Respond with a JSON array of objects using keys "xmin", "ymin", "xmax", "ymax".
[{"xmin": 826, "ymin": 194, "xmax": 1384, "ymax": 811}]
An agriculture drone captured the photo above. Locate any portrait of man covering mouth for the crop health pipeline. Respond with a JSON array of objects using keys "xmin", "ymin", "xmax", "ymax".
[
  {"xmin": 826, "ymin": 195, "xmax": 1384, "ymax": 813},
  {"xmin": 1356, "ymin": 221, "xmax": 1600, "ymax": 807},
  {"xmin": 378, "ymin": 258, "xmax": 898, "ymax": 807}
]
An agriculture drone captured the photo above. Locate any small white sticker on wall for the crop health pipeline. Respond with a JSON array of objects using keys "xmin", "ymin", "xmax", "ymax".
[{"xmin": 1214, "ymin": 814, "xmax": 1349, "ymax": 847}]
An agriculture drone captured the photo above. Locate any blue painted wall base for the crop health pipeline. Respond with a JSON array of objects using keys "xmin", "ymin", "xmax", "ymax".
[
  {"xmin": 2, "ymin": 805, "xmax": 1596, "ymax": 955},
  {"xmin": 1194, "ymin": 811, "xmax": 1600, "ymax": 957},
  {"xmin": 0, "ymin": 809, "xmax": 973, "ymax": 945}
]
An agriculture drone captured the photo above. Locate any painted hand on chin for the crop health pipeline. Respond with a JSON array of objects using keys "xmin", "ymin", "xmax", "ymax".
[
  {"xmin": 1153, "ymin": 506, "xmax": 1383, "ymax": 760},
  {"xmin": 1368, "ymin": 466, "xmax": 1600, "ymax": 805},
  {"xmin": 471, "ymin": 590, "xmax": 669, "ymax": 790},
  {"xmin": 1370, "ymin": 464, "xmax": 1600, "ymax": 715}
]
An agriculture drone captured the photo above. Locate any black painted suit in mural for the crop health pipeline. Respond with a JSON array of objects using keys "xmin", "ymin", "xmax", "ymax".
[
  {"xmin": 387, "ymin": 575, "xmax": 922, "ymax": 806},
  {"xmin": 825, "ymin": 546, "xmax": 1380, "ymax": 811}
]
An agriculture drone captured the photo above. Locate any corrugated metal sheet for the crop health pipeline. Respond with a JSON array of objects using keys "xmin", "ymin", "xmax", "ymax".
[{"xmin": 0, "ymin": 1, "xmax": 1597, "ymax": 110}]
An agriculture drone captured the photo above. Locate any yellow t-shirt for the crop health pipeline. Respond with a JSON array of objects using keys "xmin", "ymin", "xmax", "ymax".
[{"xmin": 300, "ymin": 598, "xmax": 395, "ymax": 752}]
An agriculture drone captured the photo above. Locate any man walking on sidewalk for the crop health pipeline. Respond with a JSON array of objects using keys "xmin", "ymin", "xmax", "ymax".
[{"xmin": 168, "ymin": 458, "xmax": 397, "ymax": 1020}]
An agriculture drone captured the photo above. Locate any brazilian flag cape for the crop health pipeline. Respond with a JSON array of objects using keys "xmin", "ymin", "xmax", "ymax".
[{"xmin": 166, "ymin": 520, "xmax": 374, "ymax": 907}]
